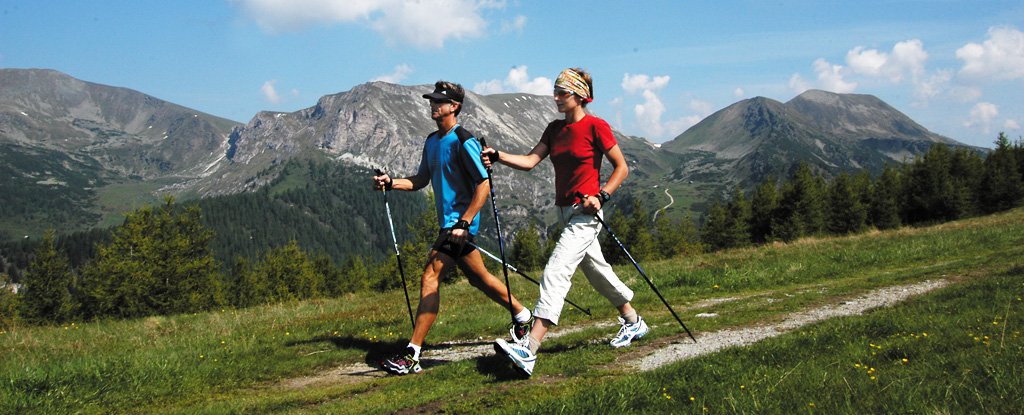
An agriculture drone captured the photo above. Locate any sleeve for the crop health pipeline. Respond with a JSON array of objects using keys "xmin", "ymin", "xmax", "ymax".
[
  {"xmin": 593, "ymin": 118, "xmax": 617, "ymax": 152},
  {"xmin": 460, "ymin": 137, "xmax": 489, "ymax": 185}
]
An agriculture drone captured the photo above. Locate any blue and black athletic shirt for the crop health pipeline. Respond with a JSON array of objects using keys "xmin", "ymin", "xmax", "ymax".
[{"xmin": 415, "ymin": 124, "xmax": 489, "ymax": 235}]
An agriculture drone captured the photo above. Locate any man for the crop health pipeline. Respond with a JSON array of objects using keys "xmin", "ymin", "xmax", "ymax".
[{"xmin": 372, "ymin": 81, "xmax": 532, "ymax": 375}]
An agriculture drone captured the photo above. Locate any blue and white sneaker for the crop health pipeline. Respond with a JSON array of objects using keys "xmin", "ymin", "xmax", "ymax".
[
  {"xmin": 495, "ymin": 338, "xmax": 536, "ymax": 376},
  {"xmin": 610, "ymin": 316, "xmax": 649, "ymax": 348}
]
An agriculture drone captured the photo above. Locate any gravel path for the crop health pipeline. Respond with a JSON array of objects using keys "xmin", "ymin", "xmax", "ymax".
[{"xmin": 277, "ymin": 279, "xmax": 948, "ymax": 389}]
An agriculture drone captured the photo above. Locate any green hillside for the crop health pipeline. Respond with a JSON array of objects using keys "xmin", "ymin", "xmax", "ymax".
[{"xmin": 2, "ymin": 206, "xmax": 1020, "ymax": 414}]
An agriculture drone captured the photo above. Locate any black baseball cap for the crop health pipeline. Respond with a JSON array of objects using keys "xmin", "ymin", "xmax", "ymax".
[{"xmin": 422, "ymin": 82, "xmax": 464, "ymax": 103}]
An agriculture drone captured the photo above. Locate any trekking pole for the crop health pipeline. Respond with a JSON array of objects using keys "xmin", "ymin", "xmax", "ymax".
[
  {"xmin": 578, "ymin": 193, "xmax": 697, "ymax": 343},
  {"xmin": 467, "ymin": 241, "xmax": 592, "ymax": 316},
  {"xmin": 375, "ymin": 168, "xmax": 415, "ymax": 329},
  {"xmin": 479, "ymin": 138, "xmax": 517, "ymax": 324}
]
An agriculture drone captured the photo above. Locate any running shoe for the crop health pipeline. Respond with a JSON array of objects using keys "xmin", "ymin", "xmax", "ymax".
[
  {"xmin": 494, "ymin": 338, "xmax": 535, "ymax": 376},
  {"xmin": 610, "ymin": 316, "xmax": 650, "ymax": 348},
  {"xmin": 382, "ymin": 347, "xmax": 422, "ymax": 375}
]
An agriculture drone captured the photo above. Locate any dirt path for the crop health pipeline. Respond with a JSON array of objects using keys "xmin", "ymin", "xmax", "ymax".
[
  {"xmin": 277, "ymin": 279, "xmax": 948, "ymax": 390},
  {"xmin": 652, "ymin": 188, "xmax": 674, "ymax": 221}
]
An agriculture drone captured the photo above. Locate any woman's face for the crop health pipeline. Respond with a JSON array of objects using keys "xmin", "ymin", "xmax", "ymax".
[{"xmin": 553, "ymin": 88, "xmax": 581, "ymax": 113}]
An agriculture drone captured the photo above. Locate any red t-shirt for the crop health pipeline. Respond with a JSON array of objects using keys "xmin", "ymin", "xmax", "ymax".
[{"xmin": 540, "ymin": 114, "xmax": 618, "ymax": 206}]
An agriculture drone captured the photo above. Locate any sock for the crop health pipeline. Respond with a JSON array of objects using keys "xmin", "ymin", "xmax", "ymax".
[
  {"xmin": 527, "ymin": 335, "xmax": 542, "ymax": 355},
  {"xmin": 514, "ymin": 308, "xmax": 532, "ymax": 324},
  {"xmin": 621, "ymin": 309, "xmax": 639, "ymax": 325},
  {"xmin": 407, "ymin": 343, "xmax": 422, "ymax": 360}
]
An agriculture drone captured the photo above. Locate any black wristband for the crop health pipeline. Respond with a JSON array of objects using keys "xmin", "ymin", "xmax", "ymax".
[
  {"xmin": 385, "ymin": 178, "xmax": 393, "ymax": 190},
  {"xmin": 486, "ymin": 149, "xmax": 500, "ymax": 163},
  {"xmin": 599, "ymin": 190, "xmax": 611, "ymax": 203},
  {"xmin": 453, "ymin": 219, "xmax": 470, "ymax": 230}
]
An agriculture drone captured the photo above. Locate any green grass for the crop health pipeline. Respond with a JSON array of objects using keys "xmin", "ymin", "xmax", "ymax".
[{"xmin": 1, "ymin": 208, "xmax": 1022, "ymax": 414}]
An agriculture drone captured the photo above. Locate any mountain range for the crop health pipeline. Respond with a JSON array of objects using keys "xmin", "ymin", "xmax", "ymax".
[{"xmin": 0, "ymin": 68, "xmax": 974, "ymax": 240}]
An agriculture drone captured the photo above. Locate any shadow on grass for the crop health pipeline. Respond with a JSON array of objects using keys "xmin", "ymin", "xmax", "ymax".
[
  {"xmin": 475, "ymin": 353, "xmax": 531, "ymax": 381},
  {"xmin": 285, "ymin": 335, "xmax": 408, "ymax": 367}
]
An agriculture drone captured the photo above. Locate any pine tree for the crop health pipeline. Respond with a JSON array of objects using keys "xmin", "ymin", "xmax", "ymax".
[
  {"xmin": 725, "ymin": 186, "xmax": 752, "ymax": 247},
  {"xmin": 870, "ymin": 165, "xmax": 903, "ymax": 230},
  {"xmin": 1, "ymin": 272, "xmax": 20, "ymax": 330},
  {"xmin": 904, "ymin": 144, "xmax": 963, "ymax": 223},
  {"xmin": 627, "ymin": 199, "xmax": 659, "ymax": 261},
  {"xmin": 749, "ymin": 177, "xmax": 778, "ymax": 244},
  {"xmin": 601, "ymin": 210, "xmax": 632, "ymax": 264},
  {"xmin": 654, "ymin": 214, "xmax": 701, "ymax": 258},
  {"xmin": 511, "ymin": 223, "xmax": 544, "ymax": 272},
  {"xmin": 979, "ymin": 132, "xmax": 1024, "ymax": 213},
  {"xmin": 826, "ymin": 173, "xmax": 868, "ymax": 235},
  {"xmin": 773, "ymin": 162, "xmax": 825, "ymax": 241},
  {"xmin": 701, "ymin": 201, "xmax": 733, "ymax": 251},
  {"xmin": 21, "ymin": 230, "xmax": 76, "ymax": 323},
  {"xmin": 338, "ymin": 255, "xmax": 371, "ymax": 294},
  {"xmin": 80, "ymin": 197, "xmax": 224, "ymax": 318}
]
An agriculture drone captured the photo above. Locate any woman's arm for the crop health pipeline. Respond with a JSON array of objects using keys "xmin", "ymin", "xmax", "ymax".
[{"xmin": 482, "ymin": 141, "xmax": 549, "ymax": 171}]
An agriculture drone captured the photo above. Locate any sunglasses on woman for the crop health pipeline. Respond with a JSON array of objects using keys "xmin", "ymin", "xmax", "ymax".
[{"xmin": 553, "ymin": 88, "xmax": 574, "ymax": 98}]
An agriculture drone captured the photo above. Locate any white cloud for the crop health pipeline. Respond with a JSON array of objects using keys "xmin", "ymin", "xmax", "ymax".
[
  {"xmin": 948, "ymin": 85, "xmax": 982, "ymax": 103},
  {"xmin": 232, "ymin": 0, "xmax": 497, "ymax": 49},
  {"xmin": 846, "ymin": 46, "xmax": 888, "ymax": 76},
  {"xmin": 733, "ymin": 87, "xmax": 745, "ymax": 98},
  {"xmin": 964, "ymin": 102, "xmax": 999, "ymax": 133},
  {"xmin": 371, "ymin": 64, "xmax": 413, "ymax": 83},
  {"xmin": 472, "ymin": 66, "xmax": 552, "ymax": 96},
  {"xmin": 634, "ymin": 89, "xmax": 667, "ymax": 137},
  {"xmin": 473, "ymin": 79, "xmax": 504, "ymax": 95},
  {"xmin": 370, "ymin": 0, "xmax": 488, "ymax": 49},
  {"xmin": 621, "ymin": 73, "xmax": 670, "ymax": 94},
  {"xmin": 913, "ymin": 69, "xmax": 952, "ymax": 103},
  {"xmin": 849, "ymin": 40, "xmax": 928, "ymax": 82},
  {"xmin": 889, "ymin": 39, "xmax": 928, "ymax": 82},
  {"xmin": 1005, "ymin": 119, "xmax": 1021, "ymax": 130},
  {"xmin": 620, "ymin": 73, "xmax": 674, "ymax": 138},
  {"xmin": 230, "ymin": 0, "xmax": 380, "ymax": 31},
  {"xmin": 788, "ymin": 73, "xmax": 811, "ymax": 95},
  {"xmin": 501, "ymin": 15, "xmax": 527, "ymax": 33},
  {"xmin": 813, "ymin": 58, "xmax": 858, "ymax": 93},
  {"xmin": 790, "ymin": 59, "xmax": 857, "ymax": 95},
  {"xmin": 956, "ymin": 26, "xmax": 1024, "ymax": 80},
  {"xmin": 846, "ymin": 39, "xmax": 942, "ymax": 103},
  {"xmin": 261, "ymin": 80, "xmax": 281, "ymax": 103},
  {"xmin": 663, "ymin": 99, "xmax": 715, "ymax": 135}
]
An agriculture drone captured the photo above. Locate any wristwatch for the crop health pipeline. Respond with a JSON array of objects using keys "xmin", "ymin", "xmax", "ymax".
[{"xmin": 598, "ymin": 190, "xmax": 611, "ymax": 203}]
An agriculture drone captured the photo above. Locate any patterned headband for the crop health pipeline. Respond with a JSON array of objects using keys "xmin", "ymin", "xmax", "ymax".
[{"xmin": 555, "ymin": 68, "xmax": 592, "ymax": 102}]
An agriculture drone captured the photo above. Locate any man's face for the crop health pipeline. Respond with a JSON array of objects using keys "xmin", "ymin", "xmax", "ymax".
[{"xmin": 430, "ymin": 99, "xmax": 456, "ymax": 120}]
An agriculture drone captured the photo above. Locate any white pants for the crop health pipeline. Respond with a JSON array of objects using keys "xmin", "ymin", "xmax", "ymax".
[{"xmin": 533, "ymin": 205, "xmax": 634, "ymax": 325}]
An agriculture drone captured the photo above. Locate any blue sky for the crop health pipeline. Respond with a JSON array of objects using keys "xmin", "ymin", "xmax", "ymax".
[{"xmin": 1, "ymin": 1, "xmax": 1022, "ymax": 148}]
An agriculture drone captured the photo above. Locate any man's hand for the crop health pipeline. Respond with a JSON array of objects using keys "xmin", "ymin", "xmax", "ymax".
[
  {"xmin": 448, "ymin": 227, "xmax": 468, "ymax": 244},
  {"xmin": 373, "ymin": 172, "xmax": 392, "ymax": 191}
]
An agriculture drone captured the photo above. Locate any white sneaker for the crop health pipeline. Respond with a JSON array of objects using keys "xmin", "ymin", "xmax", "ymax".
[
  {"xmin": 610, "ymin": 316, "xmax": 649, "ymax": 348},
  {"xmin": 495, "ymin": 338, "xmax": 536, "ymax": 376}
]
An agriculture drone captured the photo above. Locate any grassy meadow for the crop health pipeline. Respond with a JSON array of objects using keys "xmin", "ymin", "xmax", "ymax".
[{"xmin": 2, "ymin": 208, "xmax": 1021, "ymax": 414}]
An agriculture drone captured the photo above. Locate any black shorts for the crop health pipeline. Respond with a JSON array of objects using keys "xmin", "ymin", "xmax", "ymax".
[{"xmin": 431, "ymin": 229, "xmax": 477, "ymax": 258}]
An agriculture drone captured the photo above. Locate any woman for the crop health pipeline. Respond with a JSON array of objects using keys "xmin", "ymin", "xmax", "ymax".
[{"xmin": 484, "ymin": 68, "xmax": 648, "ymax": 377}]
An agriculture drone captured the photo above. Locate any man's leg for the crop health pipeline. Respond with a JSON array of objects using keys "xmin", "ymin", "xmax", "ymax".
[
  {"xmin": 410, "ymin": 250, "xmax": 455, "ymax": 346},
  {"xmin": 457, "ymin": 249, "xmax": 527, "ymax": 314}
]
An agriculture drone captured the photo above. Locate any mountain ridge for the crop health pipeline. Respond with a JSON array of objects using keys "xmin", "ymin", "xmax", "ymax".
[{"xmin": 0, "ymin": 69, "xmax": 975, "ymax": 239}]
